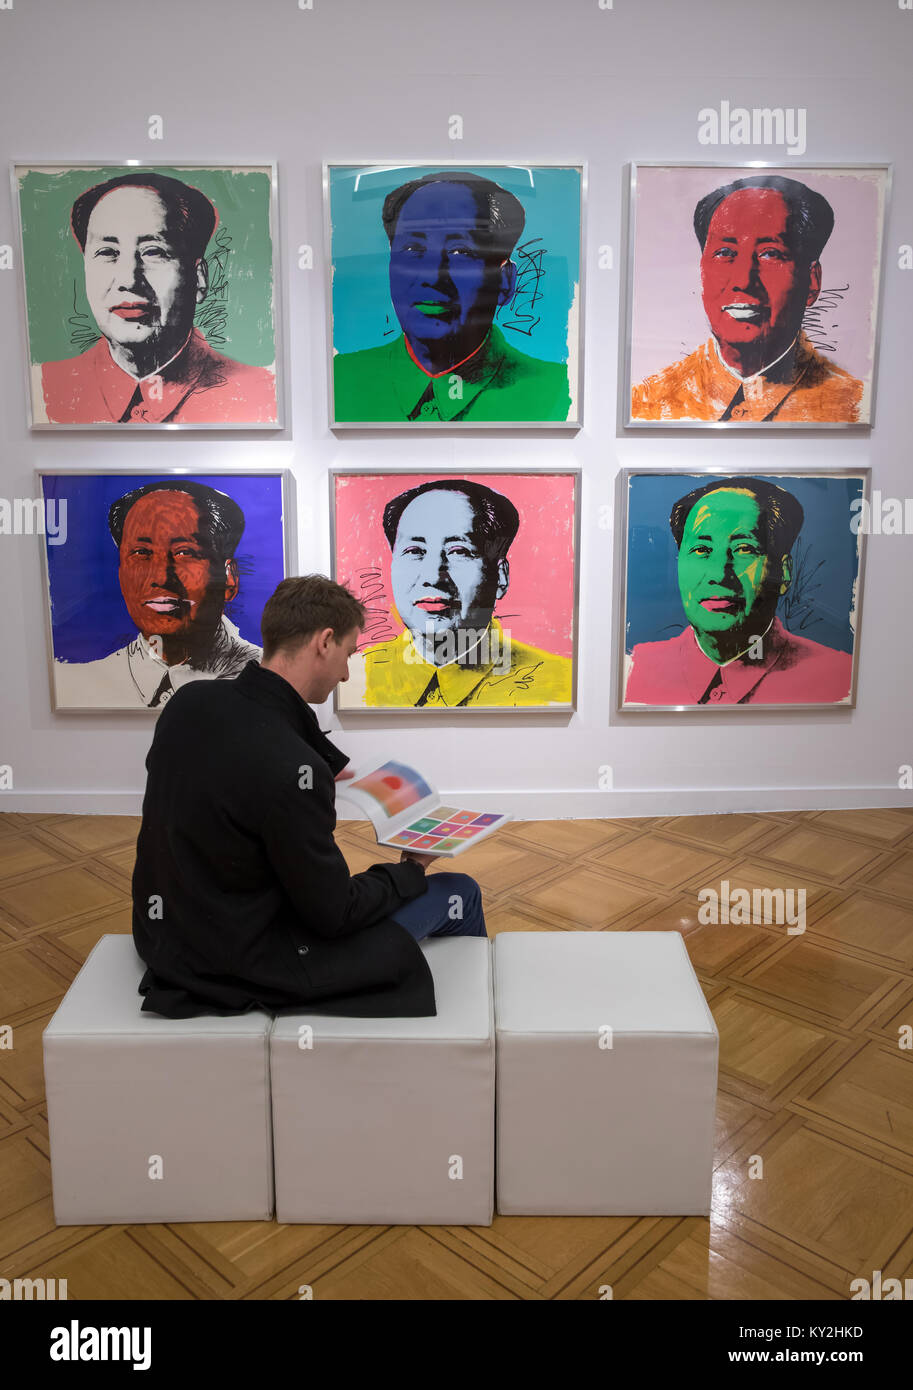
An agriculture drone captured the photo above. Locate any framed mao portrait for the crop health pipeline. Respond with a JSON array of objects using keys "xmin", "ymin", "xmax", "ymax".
[
  {"xmin": 13, "ymin": 163, "xmax": 282, "ymax": 428},
  {"xmin": 39, "ymin": 470, "xmax": 292, "ymax": 711},
  {"xmin": 326, "ymin": 162, "xmax": 584, "ymax": 427},
  {"xmin": 331, "ymin": 468, "xmax": 579, "ymax": 711},
  {"xmin": 624, "ymin": 163, "xmax": 890, "ymax": 427},
  {"xmin": 618, "ymin": 468, "xmax": 868, "ymax": 711}
]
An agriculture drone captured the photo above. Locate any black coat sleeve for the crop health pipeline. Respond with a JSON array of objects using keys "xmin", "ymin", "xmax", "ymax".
[{"xmin": 262, "ymin": 759, "xmax": 429, "ymax": 939}]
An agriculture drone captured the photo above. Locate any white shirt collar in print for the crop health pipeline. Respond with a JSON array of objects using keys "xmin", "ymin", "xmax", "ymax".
[{"xmin": 126, "ymin": 615, "xmax": 254, "ymax": 707}]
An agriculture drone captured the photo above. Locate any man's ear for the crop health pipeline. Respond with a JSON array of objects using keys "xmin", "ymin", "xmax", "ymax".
[
  {"xmin": 496, "ymin": 557, "xmax": 509, "ymax": 600},
  {"xmin": 195, "ymin": 257, "xmax": 209, "ymax": 305},
  {"xmin": 805, "ymin": 260, "xmax": 822, "ymax": 307},
  {"xmin": 317, "ymin": 626, "xmax": 337, "ymax": 656},
  {"xmin": 496, "ymin": 258, "xmax": 518, "ymax": 307},
  {"xmin": 778, "ymin": 554, "xmax": 792, "ymax": 596},
  {"xmin": 223, "ymin": 558, "xmax": 240, "ymax": 603}
]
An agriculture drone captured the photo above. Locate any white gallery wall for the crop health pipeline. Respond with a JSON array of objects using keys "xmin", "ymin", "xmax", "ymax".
[{"xmin": 0, "ymin": 0, "xmax": 911, "ymax": 818}]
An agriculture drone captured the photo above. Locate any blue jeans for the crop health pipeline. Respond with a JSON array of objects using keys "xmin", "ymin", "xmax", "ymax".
[{"xmin": 390, "ymin": 872, "xmax": 487, "ymax": 941}]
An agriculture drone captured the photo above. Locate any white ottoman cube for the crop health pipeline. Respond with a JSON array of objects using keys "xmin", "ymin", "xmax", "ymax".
[
  {"xmin": 494, "ymin": 932, "xmax": 718, "ymax": 1216},
  {"xmin": 270, "ymin": 937, "xmax": 494, "ymax": 1225},
  {"xmin": 43, "ymin": 935, "xmax": 274, "ymax": 1225}
]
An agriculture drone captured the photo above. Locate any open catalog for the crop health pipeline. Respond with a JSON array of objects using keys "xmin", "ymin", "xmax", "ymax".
[{"xmin": 336, "ymin": 759, "xmax": 510, "ymax": 857}]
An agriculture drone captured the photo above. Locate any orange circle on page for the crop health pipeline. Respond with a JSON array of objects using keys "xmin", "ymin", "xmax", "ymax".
[{"xmin": 382, "ymin": 776, "xmax": 403, "ymax": 790}]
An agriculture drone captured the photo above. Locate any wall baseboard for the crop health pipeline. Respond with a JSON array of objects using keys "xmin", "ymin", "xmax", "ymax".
[{"xmin": 2, "ymin": 787, "xmax": 910, "ymax": 819}]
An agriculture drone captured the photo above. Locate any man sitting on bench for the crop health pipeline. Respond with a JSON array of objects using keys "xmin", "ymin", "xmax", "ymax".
[{"xmin": 132, "ymin": 574, "xmax": 487, "ymax": 1018}]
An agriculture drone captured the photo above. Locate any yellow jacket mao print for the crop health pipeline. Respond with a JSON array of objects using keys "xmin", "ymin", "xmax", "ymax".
[{"xmin": 343, "ymin": 618, "xmax": 573, "ymax": 708}]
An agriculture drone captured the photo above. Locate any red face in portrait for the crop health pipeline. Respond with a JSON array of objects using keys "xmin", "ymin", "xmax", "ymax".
[
  {"xmin": 700, "ymin": 188, "xmax": 822, "ymax": 374},
  {"xmin": 118, "ymin": 491, "xmax": 238, "ymax": 657}
]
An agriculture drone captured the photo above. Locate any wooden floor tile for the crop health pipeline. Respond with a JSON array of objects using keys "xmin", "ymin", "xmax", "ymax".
[
  {"xmin": 626, "ymin": 895, "xmax": 701, "ymax": 932},
  {"xmin": 810, "ymin": 892, "xmax": 913, "ymax": 968},
  {"xmin": 0, "ymin": 835, "xmax": 66, "ymax": 884},
  {"xmin": 0, "ymin": 865, "xmax": 123, "ymax": 933},
  {"xmin": 486, "ymin": 904, "xmax": 567, "ymax": 933},
  {"xmin": 590, "ymin": 833, "xmax": 726, "ymax": 890},
  {"xmin": 714, "ymin": 1090, "xmax": 771, "ymax": 1164},
  {"xmin": 0, "ymin": 1013, "xmax": 57, "ymax": 1106},
  {"xmin": 869, "ymin": 987, "xmax": 913, "ymax": 1046},
  {"xmin": 0, "ymin": 944, "xmax": 72, "ymax": 1017},
  {"xmin": 680, "ymin": 922, "xmax": 780, "ymax": 976},
  {"xmin": 175, "ymin": 1220, "xmax": 380, "ymax": 1294},
  {"xmin": 36, "ymin": 1228, "xmax": 199, "ymax": 1300},
  {"xmin": 0, "ymin": 815, "xmax": 36, "ymax": 837},
  {"xmin": 37, "ymin": 815, "xmax": 141, "ymax": 855},
  {"xmin": 716, "ymin": 1121, "xmax": 913, "ymax": 1277},
  {"xmin": 0, "ymin": 1132, "xmax": 51, "ymax": 1230},
  {"xmin": 756, "ymin": 826, "xmax": 885, "ymax": 883},
  {"xmin": 860, "ymin": 850, "xmax": 913, "ymax": 900},
  {"xmin": 627, "ymin": 1231, "xmax": 835, "ymax": 1300},
  {"xmin": 712, "ymin": 993, "xmax": 836, "ymax": 1096},
  {"xmin": 441, "ymin": 837, "xmax": 561, "ymax": 896},
  {"xmin": 805, "ymin": 808, "xmax": 913, "ymax": 846},
  {"xmin": 796, "ymin": 1042, "xmax": 913, "ymax": 1157},
  {"xmin": 53, "ymin": 905, "xmax": 134, "ymax": 962},
  {"xmin": 504, "ymin": 818, "xmax": 629, "ymax": 857},
  {"xmin": 516, "ymin": 866, "xmax": 656, "ymax": 929},
  {"xmin": 711, "ymin": 858, "xmax": 838, "ymax": 919},
  {"xmin": 735, "ymin": 940, "xmax": 900, "ymax": 1027},
  {"xmin": 657, "ymin": 814, "xmax": 781, "ymax": 854},
  {"xmin": 285, "ymin": 1226, "xmax": 528, "ymax": 1301}
]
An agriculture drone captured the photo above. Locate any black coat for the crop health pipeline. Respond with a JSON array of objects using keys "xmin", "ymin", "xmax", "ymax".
[{"xmin": 132, "ymin": 661, "xmax": 436, "ymax": 1017}]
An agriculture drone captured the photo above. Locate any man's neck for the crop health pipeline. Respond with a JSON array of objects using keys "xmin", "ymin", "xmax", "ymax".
[
  {"xmin": 148, "ymin": 616, "xmax": 223, "ymax": 668},
  {"xmin": 409, "ymin": 620, "xmax": 494, "ymax": 669},
  {"xmin": 693, "ymin": 614, "xmax": 776, "ymax": 666},
  {"xmin": 260, "ymin": 656, "xmax": 316, "ymax": 704},
  {"xmin": 712, "ymin": 331, "xmax": 800, "ymax": 383},
  {"xmin": 106, "ymin": 327, "xmax": 194, "ymax": 382},
  {"xmin": 404, "ymin": 326, "xmax": 491, "ymax": 378}
]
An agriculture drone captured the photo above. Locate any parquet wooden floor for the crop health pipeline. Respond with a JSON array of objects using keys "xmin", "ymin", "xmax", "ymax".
[{"xmin": 1, "ymin": 806, "xmax": 912, "ymax": 1301}]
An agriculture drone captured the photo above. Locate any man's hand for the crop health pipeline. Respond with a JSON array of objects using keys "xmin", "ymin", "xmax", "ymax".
[
  {"xmin": 400, "ymin": 849, "xmax": 441, "ymax": 870},
  {"xmin": 334, "ymin": 768, "xmax": 356, "ymax": 783}
]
